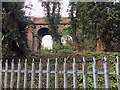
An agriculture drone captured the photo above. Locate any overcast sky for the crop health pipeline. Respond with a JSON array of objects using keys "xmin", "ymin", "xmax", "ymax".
[{"xmin": 24, "ymin": 0, "xmax": 69, "ymax": 17}]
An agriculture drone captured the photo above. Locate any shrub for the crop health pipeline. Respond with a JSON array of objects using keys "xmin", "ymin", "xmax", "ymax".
[{"xmin": 58, "ymin": 49, "xmax": 73, "ymax": 54}]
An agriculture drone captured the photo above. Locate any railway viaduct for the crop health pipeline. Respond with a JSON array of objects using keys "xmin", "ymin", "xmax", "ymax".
[{"xmin": 27, "ymin": 17, "xmax": 70, "ymax": 52}]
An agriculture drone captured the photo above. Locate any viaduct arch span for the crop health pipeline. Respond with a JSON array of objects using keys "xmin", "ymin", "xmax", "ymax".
[{"xmin": 27, "ymin": 17, "xmax": 70, "ymax": 52}]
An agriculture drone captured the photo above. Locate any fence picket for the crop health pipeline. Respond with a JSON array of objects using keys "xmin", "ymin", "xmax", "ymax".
[
  {"xmin": 39, "ymin": 59, "xmax": 42, "ymax": 88},
  {"xmin": 46, "ymin": 58, "xmax": 50, "ymax": 88},
  {"xmin": 64, "ymin": 58, "xmax": 67, "ymax": 88},
  {"xmin": 73, "ymin": 58, "xmax": 77, "ymax": 88},
  {"xmin": 55, "ymin": 58, "xmax": 58, "ymax": 88},
  {"xmin": 4, "ymin": 60, "xmax": 8, "ymax": 88},
  {"xmin": 116, "ymin": 56, "xmax": 120, "ymax": 89},
  {"xmin": 31, "ymin": 59, "xmax": 35, "ymax": 88},
  {"xmin": 10, "ymin": 59, "xmax": 14, "ymax": 88},
  {"xmin": 17, "ymin": 59, "xmax": 21, "ymax": 88},
  {"xmin": 0, "ymin": 60, "xmax": 2, "ymax": 89},
  {"xmin": 103, "ymin": 57, "xmax": 110, "ymax": 88},
  {"xmin": 92, "ymin": 57, "xmax": 98, "ymax": 88},
  {"xmin": 82, "ymin": 57, "xmax": 87, "ymax": 89},
  {"xmin": 24, "ymin": 59, "xmax": 27, "ymax": 88},
  {"xmin": 0, "ymin": 57, "xmax": 119, "ymax": 88}
]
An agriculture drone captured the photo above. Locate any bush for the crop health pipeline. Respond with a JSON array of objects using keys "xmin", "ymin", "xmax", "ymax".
[
  {"xmin": 40, "ymin": 49, "xmax": 54, "ymax": 54},
  {"xmin": 58, "ymin": 49, "xmax": 73, "ymax": 54}
]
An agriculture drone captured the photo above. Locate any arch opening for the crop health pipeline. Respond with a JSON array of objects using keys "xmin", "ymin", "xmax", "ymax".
[
  {"xmin": 37, "ymin": 27, "xmax": 49, "ymax": 50},
  {"xmin": 37, "ymin": 27, "xmax": 49, "ymax": 37},
  {"xmin": 41, "ymin": 35, "xmax": 53, "ymax": 50},
  {"xmin": 37, "ymin": 28, "xmax": 53, "ymax": 50}
]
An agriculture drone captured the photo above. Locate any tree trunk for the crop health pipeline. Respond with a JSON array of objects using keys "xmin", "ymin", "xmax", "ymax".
[
  {"xmin": 73, "ymin": 37, "xmax": 81, "ymax": 51},
  {"xmin": 72, "ymin": 29, "xmax": 81, "ymax": 51},
  {"xmin": 96, "ymin": 33, "xmax": 110, "ymax": 52}
]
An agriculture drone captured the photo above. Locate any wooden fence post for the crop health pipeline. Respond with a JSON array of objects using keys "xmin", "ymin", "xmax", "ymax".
[
  {"xmin": 82, "ymin": 57, "xmax": 87, "ymax": 89},
  {"xmin": 64, "ymin": 58, "xmax": 67, "ymax": 88},
  {"xmin": 10, "ymin": 59, "xmax": 14, "ymax": 88},
  {"xmin": 103, "ymin": 57, "xmax": 110, "ymax": 88},
  {"xmin": 55, "ymin": 58, "xmax": 58, "ymax": 88},
  {"xmin": 73, "ymin": 58, "xmax": 77, "ymax": 88},
  {"xmin": 39, "ymin": 59, "xmax": 42, "ymax": 88},
  {"xmin": 46, "ymin": 58, "xmax": 50, "ymax": 88},
  {"xmin": 116, "ymin": 56, "xmax": 120, "ymax": 89},
  {"xmin": 92, "ymin": 57, "xmax": 98, "ymax": 89},
  {"xmin": 17, "ymin": 59, "xmax": 21, "ymax": 88}
]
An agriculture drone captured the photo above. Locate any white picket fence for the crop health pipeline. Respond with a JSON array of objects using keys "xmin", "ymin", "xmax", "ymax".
[{"xmin": 0, "ymin": 56, "xmax": 119, "ymax": 89}]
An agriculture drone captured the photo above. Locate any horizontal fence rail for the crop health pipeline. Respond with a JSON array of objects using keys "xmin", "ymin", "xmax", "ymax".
[{"xmin": 0, "ymin": 56, "xmax": 119, "ymax": 89}]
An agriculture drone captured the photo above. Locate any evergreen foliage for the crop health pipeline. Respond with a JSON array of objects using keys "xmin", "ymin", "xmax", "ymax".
[
  {"xmin": 68, "ymin": 2, "xmax": 120, "ymax": 52},
  {"xmin": 2, "ymin": 2, "xmax": 31, "ymax": 59},
  {"xmin": 42, "ymin": 2, "xmax": 62, "ymax": 43}
]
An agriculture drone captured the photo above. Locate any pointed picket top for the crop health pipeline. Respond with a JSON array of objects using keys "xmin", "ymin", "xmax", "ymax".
[
  {"xmin": 11, "ymin": 59, "xmax": 14, "ymax": 67},
  {"xmin": 93, "ymin": 57, "xmax": 96, "ymax": 62},
  {"xmin": 11, "ymin": 59, "xmax": 14, "ymax": 68},
  {"xmin": 64, "ymin": 58, "xmax": 66, "ymax": 63},
  {"xmin": 39, "ymin": 59, "xmax": 42, "ymax": 64},
  {"xmin": 116, "ymin": 56, "xmax": 119, "ymax": 62},
  {"xmin": 12, "ymin": 59, "xmax": 14, "ymax": 63},
  {"xmin": 93, "ymin": 57, "xmax": 97, "ymax": 65},
  {"xmin": 104, "ymin": 57, "xmax": 107, "ymax": 62},
  {"xmin": 5, "ymin": 60, "xmax": 8, "ymax": 70},
  {"xmin": 73, "ymin": 58, "xmax": 76, "ymax": 63},
  {"xmin": 39, "ymin": 59, "xmax": 42, "ymax": 69},
  {"xmin": 25, "ymin": 59, "xmax": 27, "ymax": 64},
  {"xmin": 18, "ymin": 59, "xmax": 20, "ymax": 64},
  {"xmin": 32, "ymin": 59, "xmax": 35, "ymax": 63},
  {"xmin": 92, "ymin": 57, "xmax": 97, "ymax": 65},
  {"xmin": 39, "ymin": 59, "xmax": 42, "ymax": 70},
  {"xmin": 83, "ymin": 57, "xmax": 86, "ymax": 63},
  {"xmin": 25, "ymin": 58, "xmax": 27, "ymax": 65},
  {"xmin": 47, "ymin": 58, "xmax": 50, "ymax": 64},
  {"xmin": 56, "ymin": 58, "xmax": 58, "ymax": 63},
  {"xmin": 6, "ymin": 59, "xmax": 8, "ymax": 64},
  {"xmin": 32, "ymin": 59, "xmax": 35, "ymax": 67}
]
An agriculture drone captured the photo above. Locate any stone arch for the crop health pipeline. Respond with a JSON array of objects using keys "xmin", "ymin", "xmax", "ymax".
[{"xmin": 37, "ymin": 27, "xmax": 50, "ymax": 50}]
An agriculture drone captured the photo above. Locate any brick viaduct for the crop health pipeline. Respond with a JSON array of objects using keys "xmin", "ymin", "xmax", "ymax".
[{"xmin": 27, "ymin": 17, "xmax": 70, "ymax": 52}]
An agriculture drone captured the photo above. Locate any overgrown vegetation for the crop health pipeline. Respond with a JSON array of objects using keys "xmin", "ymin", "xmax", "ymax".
[
  {"xmin": 2, "ymin": 1, "xmax": 120, "ymax": 88},
  {"xmin": 42, "ymin": 2, "xmax": 62, "ymax": 44},
  {"xmin": 71, "ymin": 2, "xmax": 120, "ymax": 52},
  {"xmin": 2, "ymin": 2, "xmax": 32, "ymax": 59}
]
